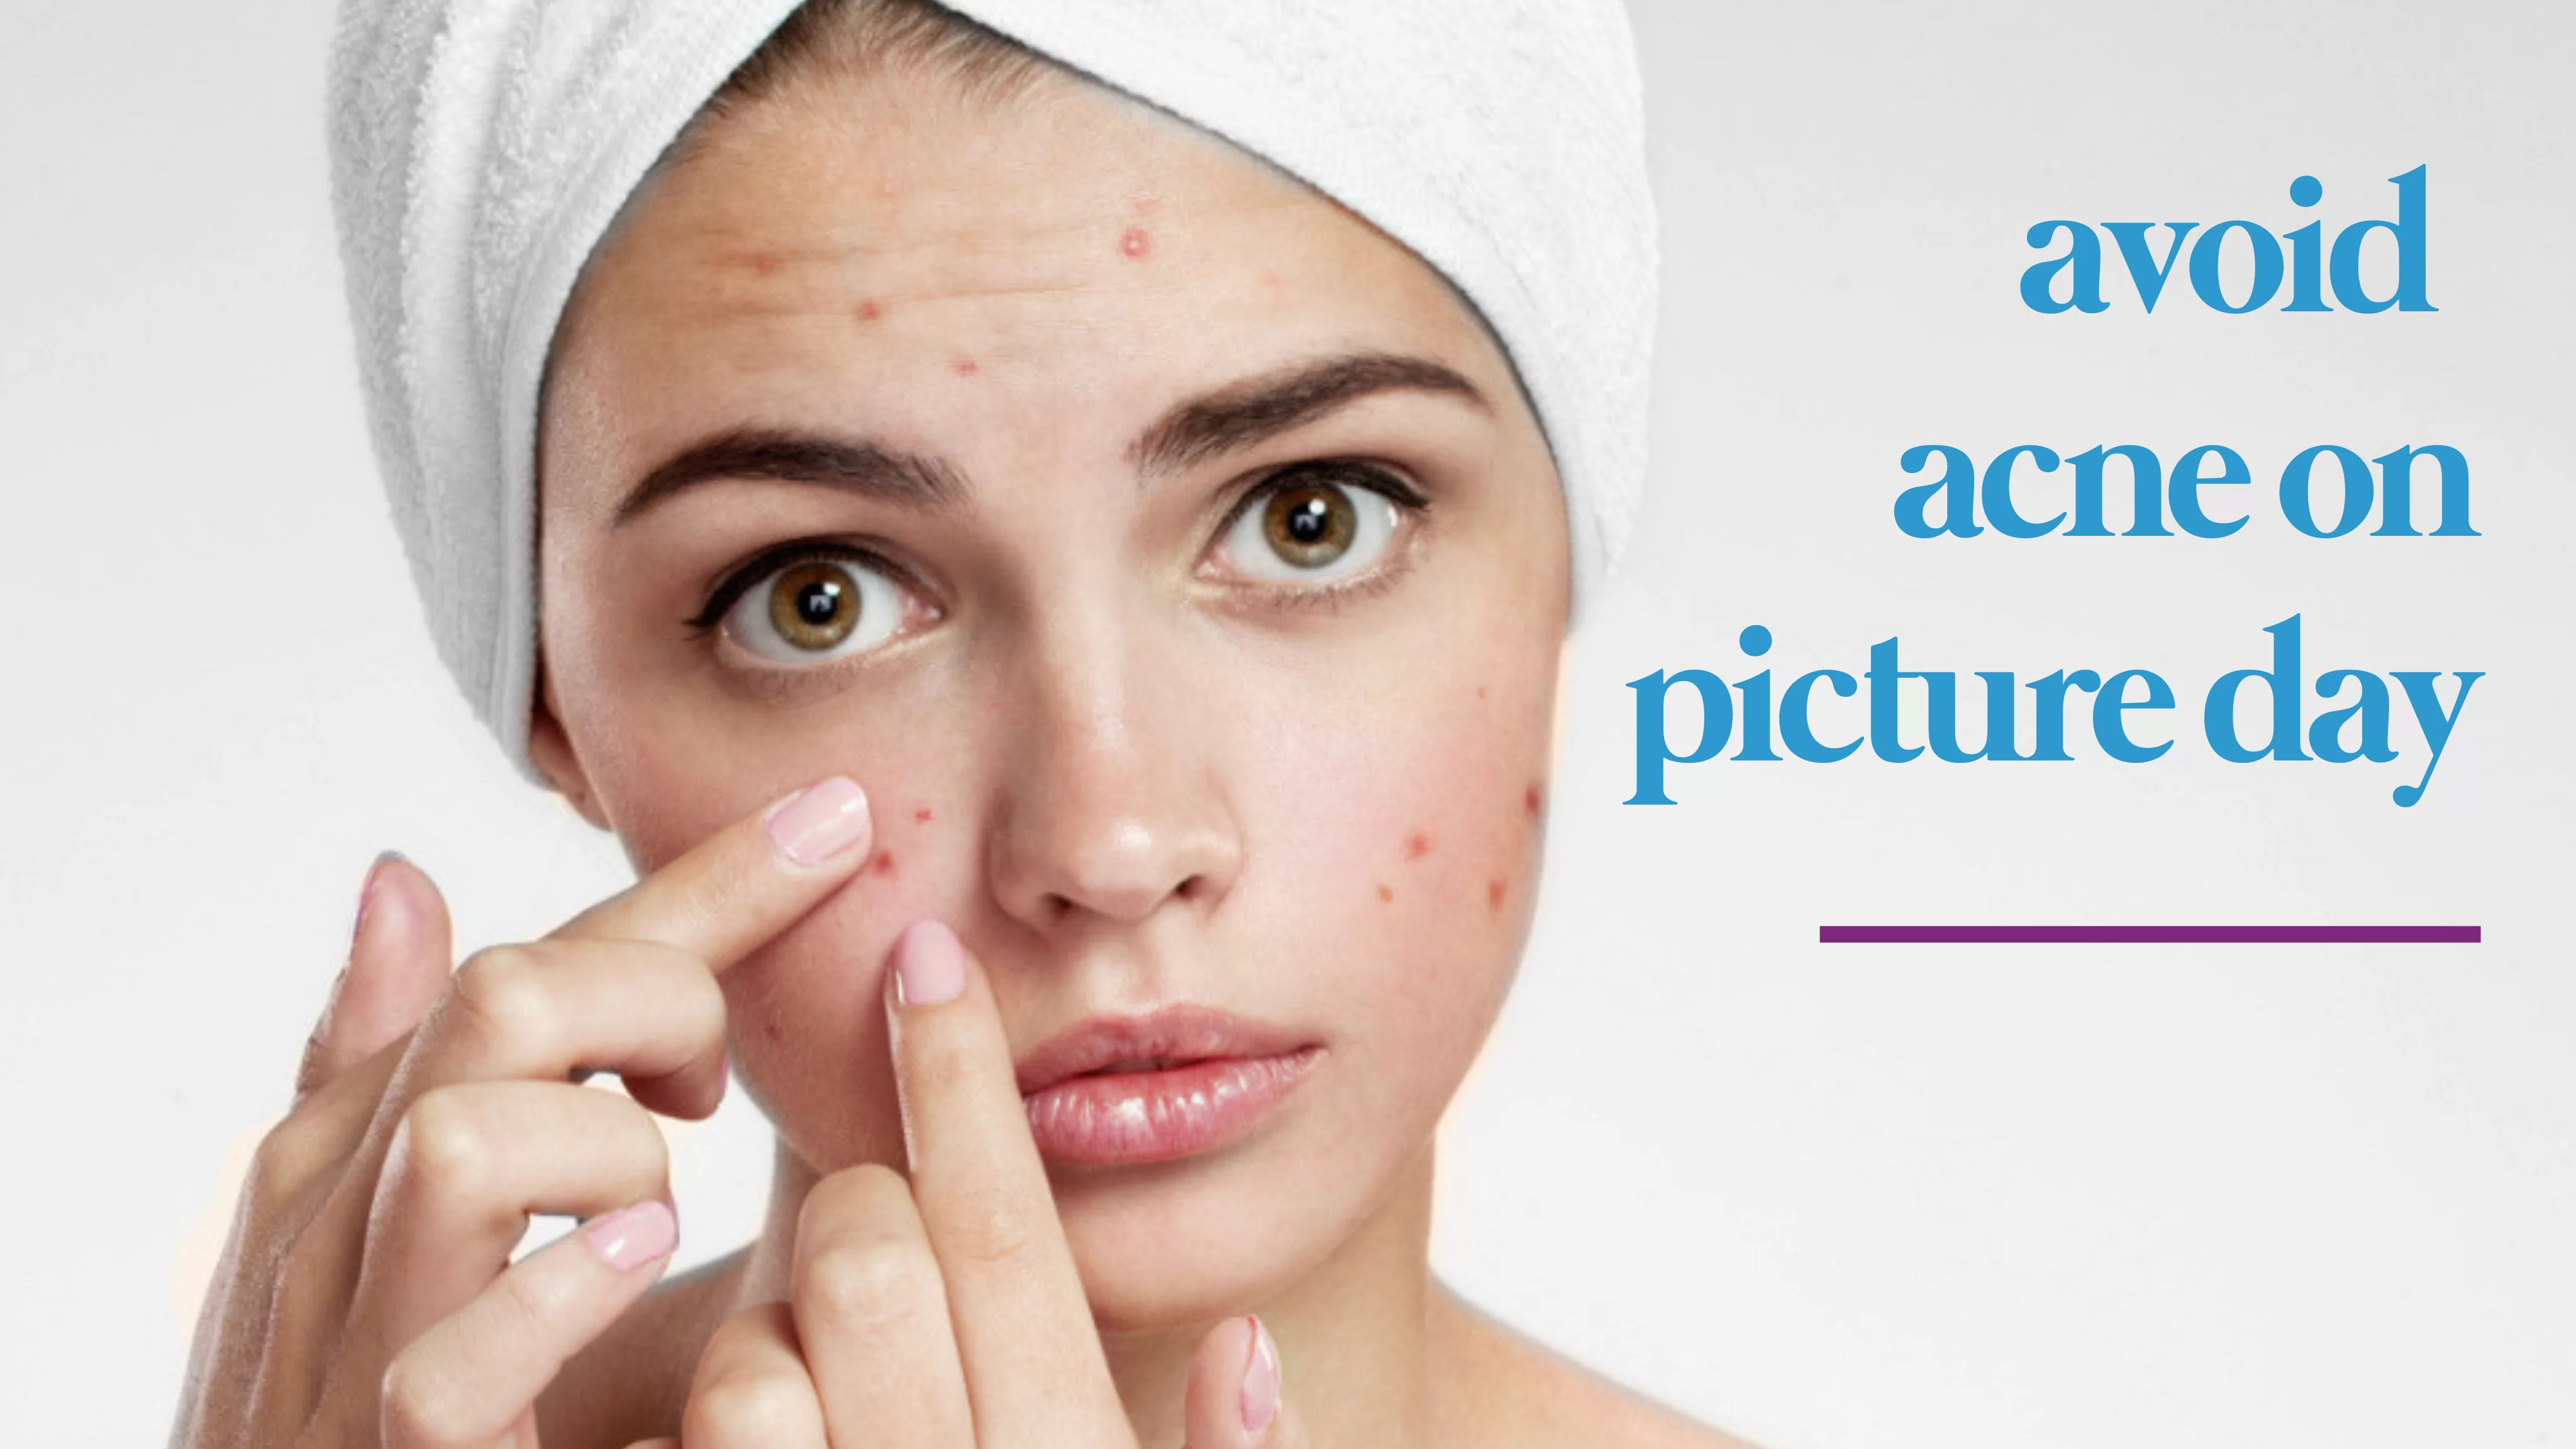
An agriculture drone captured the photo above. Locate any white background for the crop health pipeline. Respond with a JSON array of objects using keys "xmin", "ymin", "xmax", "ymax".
[{"xmin": 2, "ymin": 3, "xmax": 2568, "ymax": 1446}]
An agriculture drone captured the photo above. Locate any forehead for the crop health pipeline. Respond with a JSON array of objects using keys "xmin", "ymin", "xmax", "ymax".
[{"xmin": 543, "ymin": 60, "xmax": 1502, "ymax": 513}]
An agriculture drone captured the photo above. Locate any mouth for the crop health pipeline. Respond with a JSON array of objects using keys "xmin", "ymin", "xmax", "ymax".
[{"xmin": 1015, "ymin": 1005, "xmax": 1322, "ymax": 1169}]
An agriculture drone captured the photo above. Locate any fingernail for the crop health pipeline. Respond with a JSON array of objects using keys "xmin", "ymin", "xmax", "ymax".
[
  {"xmin": 1240, "ymin": 1314, "xmax": 1281, "ymax": 1435},
  {"xmin": 582, "ymin": 1200, "xmax": 678, "ymax": 1272},
  {"xmin": 764, "ymin": 777, "xmax": 871, "ymax": 866},
  {"xmin": 350, "ymin": 849, "xmax": 404, "ymax": 951},
  {"xmin": 891, "ymin": 920, "xmax": 966, "ymax": 1008}
]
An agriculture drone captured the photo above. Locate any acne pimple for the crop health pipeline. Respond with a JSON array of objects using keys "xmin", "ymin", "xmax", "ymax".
[
  {"xmin": 853, "ymin": 299, "xmax": 882, "ymax": 322},
  {"xmin": 1524, "ymin": 784, "xmax": 1543, "ymax": 818},
  {"xmin": 950, "ymin": 356, "xmax": 979, "ymax": 376},
  {"xmin": 747, "ymin": 253, "xmax": 781, "ymax": 275},
  {"xmin": 1119, "ymin": 226, "xmax": 1152, "ymax": 259},
  {"xmin": 762, "ymin": 1019, "xmax": 782, "ymax": 1042},
  {"xmin": 869, "ymin": 850, "xmax": 899, "ymax": 877},
  {"xmin": 1477, "ymin": 686, "xmax": 1488, "ymax": 700},
  {"xmin": 1403, "ymin": 831, "xmax": 1433, "ymax": 861},
  {"xmin": 912, "ymin": 806, "xmax": 933, "ymax": 824},
  {"xmin": 1487, "ymin": 877, "xmax": 1507, "ymax": 912},
  {"xmin": 1377, "ymin": 883, "xmax": 1394, "ymax": 904}
]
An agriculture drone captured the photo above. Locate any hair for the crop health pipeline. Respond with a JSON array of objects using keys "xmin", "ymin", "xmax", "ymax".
[{"xmin": 696, "ymin": 0, "xmax": 1057, "ymax": 135}]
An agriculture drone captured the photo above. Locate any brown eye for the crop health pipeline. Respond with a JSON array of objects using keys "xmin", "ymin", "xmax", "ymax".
[
  {"xmin": 767, "ymin": 560, "xmax": 862, "ymax": 650},
  {"xmin": 1211, "ymin": 467, "xmax": 1409, "ymax": 587},
  {"xmin": 1262, "ymin": 484, "xmax": 1358, "ymax": 568},
  {"xmin": 716, "ymin": 552, "xmax": 913, "ymax": 665}
]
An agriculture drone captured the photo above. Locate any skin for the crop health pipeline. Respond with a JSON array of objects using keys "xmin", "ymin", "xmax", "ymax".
[{"xmin": 172, "ymin": 44, "xmax": 1741, "ymax": 1449}]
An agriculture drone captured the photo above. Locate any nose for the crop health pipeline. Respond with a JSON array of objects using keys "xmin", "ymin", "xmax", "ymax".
[{"xmin": 984, "ymin": 603, "xmax": 1245, "ymax": 936}]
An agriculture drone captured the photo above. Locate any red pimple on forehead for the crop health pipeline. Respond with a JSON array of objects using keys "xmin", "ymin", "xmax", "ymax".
[
  {"xmin": 1119, "ymin": 226, "xmax": 1152, "ymax": 259},
  {"xmin": 1403, "ymin": 831, "xmax": 1433, "ymax": 860},
  {"xmin": 747, "ymin": 253, "xmax": 781, "ymax": 275}
]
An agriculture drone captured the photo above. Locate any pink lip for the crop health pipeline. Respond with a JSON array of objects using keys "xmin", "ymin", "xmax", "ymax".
[{"xmin": 1016, "ymin": 1006, "xmax": 1321, "ymax": 1168}]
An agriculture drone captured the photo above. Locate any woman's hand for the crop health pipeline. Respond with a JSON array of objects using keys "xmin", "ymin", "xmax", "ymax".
[
  {"xmin": 647, "ymin": 921, "xmax": 1306, "ymax": 1449},
  {"xmin": 172, "ymin": 777, "xmax": 880, "ymax": 1449}
]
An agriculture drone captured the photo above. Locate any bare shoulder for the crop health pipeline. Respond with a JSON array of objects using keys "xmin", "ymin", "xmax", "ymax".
[{"xmin": 1431, "ymin": 1289, "xmax": 1763, "ymax": 1449}]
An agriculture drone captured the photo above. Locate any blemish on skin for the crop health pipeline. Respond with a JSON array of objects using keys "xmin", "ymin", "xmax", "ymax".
[
  {"xmin": 762, "ymin": 1019, "xmax": 782, "ymax": 1043},
  {"xmin": 1403, "ymin": 831, "xmax": 1433, "ymax": 861},
  {"xmin": 869, "ymin": 850, "xmax": 899, "ymax": 877},
  {"xmin": 912, "ymin": 806, "xmax": 934, "ymax": 824},
  {"xmin": 950, "ymin": 356, "xmax": 979, "ymax": 376},
  {"xmin": 748, "ymin": 253, "xmax": 782, "ymax": 276},
  {"xmin": 1524, "ymin": 783, "xmax": 1544, "ymax": 818},
  {"xmin": 853, "ymin": 299, "xmax": 882, "ymax": 322},
  {"xmin": 1488, "ymin": 877, "xmax": 1508, "ymax": 913},
  {"xmin": 1377, "ymin": 883, "xmax": 1395, "ymax": 904},
  {"xmin": 1119, "ymin": 226, "xmax": 1152, "ymax": 260},
  {"xmin": 1477, "ymin": 686, "xmax": 1489, "ymax": 700}
]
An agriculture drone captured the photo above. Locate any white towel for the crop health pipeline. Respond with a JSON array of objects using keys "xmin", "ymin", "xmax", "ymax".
[{"xmin": 330, "ymin": 0, "xmax": 1658, "ymax": 786}]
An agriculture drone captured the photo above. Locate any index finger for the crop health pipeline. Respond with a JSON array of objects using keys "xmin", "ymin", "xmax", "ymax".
[
  {"xmin": 883, "ymin": 920, "xmax": 1127, "ymax": 1441},
  {"xmin": 552, "ymin": 776, "xmax": 874, "ymax": 970}
]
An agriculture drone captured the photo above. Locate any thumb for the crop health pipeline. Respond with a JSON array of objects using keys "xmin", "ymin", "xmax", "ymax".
[
  {"xmin": 1183, "ymin": 1314, "xmax": 1307, "ymax": 1449},
  {"xmin": 295, "ymin": 851, "xmax": 455, "ymax": 1101}
]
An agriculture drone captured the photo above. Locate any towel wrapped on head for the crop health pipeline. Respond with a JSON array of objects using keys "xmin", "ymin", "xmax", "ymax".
[{"xmin": 328, "ymin": 0, "xmax": 1658, "ymax": 786}]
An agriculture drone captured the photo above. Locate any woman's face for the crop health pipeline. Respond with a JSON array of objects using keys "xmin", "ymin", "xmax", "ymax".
[{"xmin": 533, "ymin": 57, "xmax": 1567, "ymax": 1329}]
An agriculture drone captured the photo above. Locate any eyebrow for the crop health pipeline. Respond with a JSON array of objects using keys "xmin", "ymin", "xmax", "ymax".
[
  {"xmin": 613, "ymin": 430, "xmax": 967, "ymax": 527},
  {"xmin": 611, "ymin": 350, "xmax": 1485, "ymax": 525},
  {"xmin": 1129, "ymin": 352, "xmax": 1487, "ymax": 476}
]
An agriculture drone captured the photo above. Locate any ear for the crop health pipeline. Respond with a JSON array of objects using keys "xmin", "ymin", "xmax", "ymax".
[{"xmin": 526, "ymin": 655, "xmax": 614, "ymax": 831}]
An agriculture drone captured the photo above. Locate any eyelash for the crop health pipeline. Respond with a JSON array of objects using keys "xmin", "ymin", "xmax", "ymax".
[{"xmin": 683, "ymin": 458, "xmax": 1433, "ymax": 641}]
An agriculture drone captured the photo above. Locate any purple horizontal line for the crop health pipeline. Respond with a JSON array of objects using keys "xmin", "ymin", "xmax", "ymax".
[{"xmin": 1821, "ymin": 925, "xmax": 2480, "ymax": 945}]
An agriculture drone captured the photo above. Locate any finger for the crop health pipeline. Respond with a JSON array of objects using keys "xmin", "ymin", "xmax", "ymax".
[
  {"xmin": 884, "ymin": 920, "xmax": 1125, "ymax": 1436},
  {"xmin": 1183, "ymin": 1315, "xmax": 1306, "ymax": 1449},
  {"xmin": 791, "ymin": 1163, "xmax": 974, "ymax": 1448},
  {"xmin": 396, "ymin": 935, "xmax": 733, "ymax": 1116},
  {"xmin": 355, "ymin": 1079, "xmax": 674, "ymax": 1353},
  {"xmin": 684, "ymin": 1301, "xmax": 829, "ymax": 1449},
  {"xmin": 264, "ymin": 934, "xmax": 727, "ymax": 1431},
  {"xmin": 552, "ymin": 775, "xmax": 874, "ymax": 970},
  {"xmin": 297, "ymin": 852, "xmax": 453, "ymax": 1102},
  {"xmin": 378, "ymin": 1198, "xmax": 676, "ymax": 1449}
]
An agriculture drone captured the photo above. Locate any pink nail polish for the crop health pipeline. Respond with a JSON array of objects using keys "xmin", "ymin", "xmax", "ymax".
[
  {"xmin": 1240, "ymin": 1314, "xmax": 1280, "ymax": 1435},
  {"xmin": 764, "ymin": 777, "xmax": 871, "ymax": 866},
  {"xmin": 582, "ymin": 1200, "xmax": 678, "ymax": 1272},
  {"xmin": 891, "ymin": 920, "xmax": 966, "ymax": 1008},
  {"xmin": 350, "ymin": 850, "xmax": 403, "ymax": 950}
]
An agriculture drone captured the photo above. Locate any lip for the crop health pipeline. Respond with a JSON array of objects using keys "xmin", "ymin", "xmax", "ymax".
[{"xmin": 1016, "ymin": 1005, "xmax": 1321, "ymax": 1168}]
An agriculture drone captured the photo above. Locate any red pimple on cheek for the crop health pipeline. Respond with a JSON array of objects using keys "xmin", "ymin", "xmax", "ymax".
[
  {"xmin": 1119, "ymin": 226, "xmax": 1152, "ymax": 259},
  {"xmin": 1487, "ymin": 877, "xmax": 1507, "ymax": 913},
  {"xmin": 761, "ymin": 1019, "xmax": 782, "ymax": 1043},
  {"xmin": 950, "ymin": 356, "xmax": 979, "ymax": 375},
  {"xmin": 1403, "ymin": 831, "xmax": 1433, "ymax": 861},
  {"xmin": 853, "ymin": 299, "xmax": 881, "ymax": 322},
  {"xmin": 1524, "ymin": 784, "xmax": 1543, "ymax": 818},
  {"xmin": 1377, "ymin": 883, "xmax": 1395, "ymax": 904},
  {"xmin": 869, "ymin": 850, "xmax": 899, "ymax": 877},
  {"xmin": 912, "ymin": 806, "xmax": 933, "ymax": 824}
]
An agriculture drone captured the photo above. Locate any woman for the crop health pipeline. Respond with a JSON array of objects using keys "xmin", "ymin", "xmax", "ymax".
[{"xmin": 175, "ymin": 1, "xmax": 1710, "ymax": 1444}]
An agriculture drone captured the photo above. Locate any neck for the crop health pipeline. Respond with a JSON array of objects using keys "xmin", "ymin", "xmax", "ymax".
[{"xmin": 733, "ymin": 1138, "xmax": 1450, "ymax": 1447}]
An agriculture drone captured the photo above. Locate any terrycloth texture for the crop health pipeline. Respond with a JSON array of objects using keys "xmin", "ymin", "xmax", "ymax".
[{"xmin": 330, "ymin": 0, "xmax": 1658, "ymax": 786}]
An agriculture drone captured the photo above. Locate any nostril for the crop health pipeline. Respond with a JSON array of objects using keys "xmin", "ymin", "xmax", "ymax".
[{"xmin": 1172, "ymin": 874, "xmax": 1207, "ymax": 902}]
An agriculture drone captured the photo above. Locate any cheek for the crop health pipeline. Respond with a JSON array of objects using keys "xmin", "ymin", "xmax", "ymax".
[{"xmin": 574, "ymin": 699, "xmax": 995, "ymax": 1170}]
